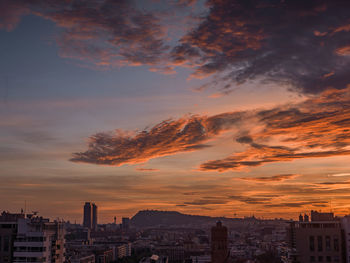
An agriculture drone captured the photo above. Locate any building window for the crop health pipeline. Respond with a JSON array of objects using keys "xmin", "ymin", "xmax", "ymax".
[
  {"xmin": 309, "ymin": 236, "xmax": 315, "ymax": 251},
  {"xmin": 310, "ymin": 256, "xmax": 315, "ymax": 262},
  {"xmin": 325, "ymin": 236, "xmax": 331, "ymax": 251},
  {"xmin": 3, "ymin": 236, "xmax": 9, "ymax": 252},
  {"xmin": 318, "ymin": 256, "xmax": 323, "ymax": 262},
  {"xmin": 318, "ymin": 236, "xmax": 323, "ymax": 252},
  {"xmin": 326, "ymin": 256, "xmax": 331, "ymax": 262},
  {"xmin": 334, "ymin": 237, "xmax": 339, "ymax": 251}
]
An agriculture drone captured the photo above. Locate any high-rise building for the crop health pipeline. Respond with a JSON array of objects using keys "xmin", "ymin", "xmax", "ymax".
[
  {"xmin": 92, "ymin": 203, "xmax": 98, "ymax": 231},
  {"xmin": 211, "ymin": 221, "xmax": 228, "ymax": 263},
  {"xmin": 288, "ymin": 211, "xmax": 343, "ymax": 263},
  {"xmin": 0, "ymin": 211, "xmax": 25, "ymax": 262},
  {"xmin": 83, "ymin": 202, "xmax": 92, "ymax": 229},
  {"xmin": 83, "ymin": 202, "xmax": 98, "ymax": 231}
]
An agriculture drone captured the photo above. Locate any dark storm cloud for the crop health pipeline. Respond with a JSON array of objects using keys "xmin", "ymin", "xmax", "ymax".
[{"xmin": 172, "ymin": 0, "xmax": 350, "ymax": 93}]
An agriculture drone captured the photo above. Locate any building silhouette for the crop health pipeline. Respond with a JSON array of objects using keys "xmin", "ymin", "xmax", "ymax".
[
  {"xmin": 0, "ymin": 211, "xmax": 25, "ymax": 262},
  {"xmin": 92, "ymin": 203, "xmax": 98, "ymax": 231},
  {"xmin": 211, "ymin": 221, "xmax": 228, "ymax": 263},
  {"xmin": 122, "ymin": 217, "xmax": 130, "ymax": 231},
  {"xmin": 83, "ymin": 202, "xmax": 98, "ymax": 231}
]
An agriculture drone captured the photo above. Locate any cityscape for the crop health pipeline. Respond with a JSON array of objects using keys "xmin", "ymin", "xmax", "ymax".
[
  {"xmin": 1, "ymin": 205, "xmax": 350, "ymax": 263},
  {"xmin": 2, "ymin": 0, "xmax": 350, "ymax": 262}
]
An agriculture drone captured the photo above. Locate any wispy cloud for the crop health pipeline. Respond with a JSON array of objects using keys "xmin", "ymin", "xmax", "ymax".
[
  {"xmin": 184, "ymin": 198, "xmax": 229, "ymax": 205},
  {"xmin": 238, "ymin": 174, "xmax": 299, "ymax": 182},
  {"xmin": 330, "ymin": 173, "xmax": 350, "ymax": 177},
  {"xmin": 72, "ymin": 87, "xmax": 350, "ymax": 171},
  {"xmin": 0, "ymin": 0, "xmax": 178, "ymax": 68},
  {"xmin": 200, "ymin": 87, "xmax": 350, "ymax": 171},
  {"xmin": 135, "ymin": 168, "xmax": 160, "ymax": 172},
  {"xmin": 264, "ymin": 201, "xmax": 329, "ymax": 208},
  {"xmin": 71, "ymin": 113, "xmax": 243, "ymax": 165}
]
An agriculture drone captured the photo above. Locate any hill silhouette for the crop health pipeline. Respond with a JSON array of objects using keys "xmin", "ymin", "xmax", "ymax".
[{"xmin": 130, "ymin": 210, "xmax": 243, "ymax": 227}]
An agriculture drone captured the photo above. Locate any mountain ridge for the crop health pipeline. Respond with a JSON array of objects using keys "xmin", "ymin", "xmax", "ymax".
[{"xmin": 130, "ymin": 209, "xmax": 245, "ymax": 227}]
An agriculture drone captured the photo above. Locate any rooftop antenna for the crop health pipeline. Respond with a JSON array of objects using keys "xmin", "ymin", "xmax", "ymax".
[{"xmin": 24, "ymin": 200, "xmax": 27, "ymax": 216}]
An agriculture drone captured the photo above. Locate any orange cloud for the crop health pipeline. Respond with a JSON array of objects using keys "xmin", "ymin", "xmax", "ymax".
[
  {"xmin": 200, "ymin": 87, "xmax": 350, "ymax": 171},
  {"xmin": 238, "ymin": 174, "xmax": 299, "ymax": 182},
  {"xmin": 72, "ymin": 87, "xmax": 350, "ymax": 172},
  {"xmin": 71, "ymin": 113, "xmax": 244, "ymax": 165},
  {"xmin": 332, "ymin": 24, "xmax": 350, "ymax": 34},
  {"xmin": 135, "ymin": 168, "xmax": 160, "ymax": 172},
  {"xmin": 336, "ymin": 45, "xmax": 350, "ymax": 56}
]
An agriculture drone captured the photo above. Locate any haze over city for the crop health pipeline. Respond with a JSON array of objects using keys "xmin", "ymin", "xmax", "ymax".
[{"xmin": 2, "ymin": 0, "xmax": 350, "ymax": 223}]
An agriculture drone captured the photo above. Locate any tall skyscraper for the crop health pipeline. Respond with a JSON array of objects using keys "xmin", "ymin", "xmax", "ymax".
[
  {"xmin": 92, "ymin": 203, "xmax": 98, "ymax": 231},
  {"xmin": 83, "ymin": 202, "xmax": 98, "ymax": 230},
  {"xmin": 83, "ymin": 202, "xmax": 92, "ymax": 229},
  {"xmin": 211, "ymin": 221, "xmax": 228, "ymax": 263}
]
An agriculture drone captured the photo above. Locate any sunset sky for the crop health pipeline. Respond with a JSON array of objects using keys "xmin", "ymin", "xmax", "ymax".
[{"xmin": 1, "ymin": 0, "xmax": 350, "ymax": 223}]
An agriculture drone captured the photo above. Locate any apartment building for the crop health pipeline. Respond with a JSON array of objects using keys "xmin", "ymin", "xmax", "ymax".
[
  {"xmin": 288, "ymin": 211, "xmax": 343, "ymax": 263},
  {"xmin": 12, "ymin": 216, "xmax": 65, "ymax": 263},
  {"xmin": 0, "ymin": 211, "xmax": 25, "ymax": 262}
]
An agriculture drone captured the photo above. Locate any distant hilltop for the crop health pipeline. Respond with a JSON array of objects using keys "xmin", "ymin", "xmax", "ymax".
[{"xmin": 130, "ymin": 210, "xmax": 245, "ymax": 227}]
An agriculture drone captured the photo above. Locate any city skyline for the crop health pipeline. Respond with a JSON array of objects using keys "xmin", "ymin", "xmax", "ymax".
[{"xmin": 1, "ymin": 0, "xmax": 350, "ymax": 223}]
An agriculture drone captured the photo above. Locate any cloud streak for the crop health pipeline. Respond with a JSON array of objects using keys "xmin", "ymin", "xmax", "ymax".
[
  {"xmin": 200, "ymin": 87, "xmax": 350, "ymax": 171},
  {"xmin": 71, "ymin": 113, "xmax": 243, "ymax": 165},
  {"xmin": 72, "ymin": 87, "xmax": 350, "ymax": 171},
  {"xmin": 238, "ymin": 174, "xmax": 299, "ymax": 182},
  {"xmin": 331, "ymin": 173, "xmax": 350, "ymax": 177}
]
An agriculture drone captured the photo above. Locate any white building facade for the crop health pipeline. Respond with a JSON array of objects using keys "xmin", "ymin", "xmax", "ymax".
[{"xmin": 13, "ymin": 217, "xmax": 65, "ymax": 263}]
